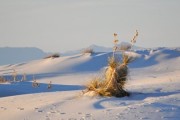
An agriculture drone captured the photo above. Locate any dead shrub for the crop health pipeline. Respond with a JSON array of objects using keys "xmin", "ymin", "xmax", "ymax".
[
  {"xmin": 82, "ymin": 48, "xmax": 94, "ymax": 54},
  {"xmin": 44, "ymin": 53, "xmax": 60, "ymax": 59},
  {"xmin": 0, "ymin": 76, "xmax": 7, "ymax": 83}
]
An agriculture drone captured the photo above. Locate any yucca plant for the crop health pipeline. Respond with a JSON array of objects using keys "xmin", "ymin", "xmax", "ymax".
[{"xmin": 83, "ymin": 31, "xmax": 138, "ymax": 97}]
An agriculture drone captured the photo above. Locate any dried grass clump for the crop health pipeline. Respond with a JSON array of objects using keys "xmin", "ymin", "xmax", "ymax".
[
  {"xmin": 32, "ymin": 75, "xmax": 40, "ymax": 87},
  {"xmin": 84, "ymin": 55, "xmax": 131, "ymax": 97},
  {"xmin": 82, "ymin": 48, "xmax": 94, "ymax": 54},
  {"xmin": 84, "ymin": 78, "xmax": 111, "ymax": 97},
  {"xmin": 47, "ymin": 81, "xmax": 52, "ymax": 89},
  {"xmin": 12, "ymin": 69, "xmax": 17, "ymax": 82},
  {"xmin": 44, "ymin": 53, "xmax": 60, "ymax": 59},
  {"xmin": 0, "ymin": 76, "xmax": 7, "ymax": 83}
]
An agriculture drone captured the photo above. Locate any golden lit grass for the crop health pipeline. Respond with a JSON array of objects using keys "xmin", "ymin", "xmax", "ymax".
[{"xmin": 84, "ymin": 55, "xmax": 131, "ymax": 97}]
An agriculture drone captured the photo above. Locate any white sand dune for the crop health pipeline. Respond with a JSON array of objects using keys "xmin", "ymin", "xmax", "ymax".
[{"xmin": 0, "ymin": 47, "xmax": 180, "ymax": 120}]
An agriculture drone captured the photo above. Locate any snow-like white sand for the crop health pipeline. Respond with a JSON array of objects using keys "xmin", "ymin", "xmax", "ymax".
[{"xmin": 0, "ymin": 48, "xmax": 180, "ymax": 120}]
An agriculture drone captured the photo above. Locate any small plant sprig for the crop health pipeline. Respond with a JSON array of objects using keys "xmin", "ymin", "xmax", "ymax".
[
  {"xmin": 12, "ymin": 69, "xmax": 17, "ymax": 82},
  {"xmin": 0, "ymin": 75, "xmax": 7, "ymax": 83},
  {"xmin": 130, "ymin": 30, "xmax": 139, "ymax": 50},
  {"xmin": 21, "ymin": 73, "xmax": 26, "ymax": 81},
  {"xmin": 23, "ymin": 73, "xmax": 26, "ymax": 81},
  {"xmin": 44, "ymin": 53, "xmax": 60, "ymax": 59},
  {"xmin": 47, "ymin": 81, "xmax": 52, "ymax": 89},
  {"xmin": 32, "ymin": 75, "xmax": 39, "ymax": 87},
  {"xmin": 113, "ymin": 33, "xmax": 119, "ymax": 58},
  {"xmin": 82, "ymin": 48, "xmax": 94, "ymax": 55}
]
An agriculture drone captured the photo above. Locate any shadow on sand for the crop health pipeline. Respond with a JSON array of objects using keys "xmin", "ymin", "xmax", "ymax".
[
  {"xmin": 93, "ymin": 91, "xmax": 180, "ymax": 109},
  {"xmin": 0, "ymin": 81, "xmax": 84, "ymax": 97}
]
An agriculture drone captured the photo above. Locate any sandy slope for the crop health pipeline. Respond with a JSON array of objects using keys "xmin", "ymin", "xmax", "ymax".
[{"xmin": 0, "ymin": 48, "xmax": 180, "ymax": 120}]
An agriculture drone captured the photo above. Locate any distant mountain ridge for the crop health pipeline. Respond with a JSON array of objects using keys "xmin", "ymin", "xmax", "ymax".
[
  {"xmin": 0, "ymin": 47, "xmax": 48, "ymax": 65},
  {"xmin": 1, "ymin": 44, "xmax": 177, "ymax": 66},
  {"xmin": 62, "ymin": 42, "xmax": 144, "ymax": 56}
]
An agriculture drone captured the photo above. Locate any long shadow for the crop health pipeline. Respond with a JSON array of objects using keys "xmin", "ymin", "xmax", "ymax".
[
  {"xmin": 93, "ymin": 91, "xmax": 180, "ymax": 109},
  {"xmin": 0, "ymin": 81, "xmax": 85, "ymax": 97},
  {"xmin": 2, "ymin": 53, "xmax": 111, "ymax": 81}
]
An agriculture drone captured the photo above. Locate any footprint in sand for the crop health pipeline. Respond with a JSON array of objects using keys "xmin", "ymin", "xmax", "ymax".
[
  {"xmin": 1, "ymin": 107, "xmax": 7, "ymax": 110},
  {"xmin": 50, "ymin": 111, "xmax": 56, "ymax": 114},
  {"xmin": 84, "ymin": 113, "xmax": 93, "ymax": 119},
  {"xmin": 45, "ymin": 116, "xmax": 50, "ymax": 120},
  {"xmin": 36, "ymin": 110, "xmax": 44, "ymax": 113},
  {"xmin": 17, "ymin": 107, "xmax": 24, "ymax": 110},
  {"xmin": 34, "ymin": 107, "xmax": 39, "ymax": 110},
  {"xmin": 60, "ymin": 112, "xmax": 66, "ymax": 115},
  {"xmin": 56, "ymin": 110, "xmax": 60, "ymax": 113},
  {"xmin": 80, "ymin": 117, "xmax": 86, "ymax": 120},
  {"xmin": 52, "ymin": 104, "xmax": 57, "ymax": 107},
  {"xmin": 34, "ymin": 107, "xmax": 44, "ymax": 113},
  {"xmin": 46, "ymin": 111, "xmax": 57, "ymax": 114},
  {"xmin": 78, "ymin": 112, "xmax": 82, "ymax": 115},
  {"xmin": 68, "ymin": 118, "xmax": 77, "ymax": 120},
  {"xmin": 85, "ymin": 113, "xmax": 92, "ymax": 117},
  {"xmin": 140, "ymin": 117, "xmax": 149, "ymax": 119}
]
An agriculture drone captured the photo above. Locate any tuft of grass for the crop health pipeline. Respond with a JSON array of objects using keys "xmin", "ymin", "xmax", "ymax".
[
  {"xmin": 82, "ymin": 48, "xmax": 94, "ymax": 55},
  {"xmin": 84, "ymin": 55, "xmax": 131, "ymax": 97},
  {"xmin": 12, "ymin": 69, "xmax": 17, "ymax": 82},
  {"xmin": 32, "ymin": 75, "xmax": 40, "ymax": 87},
  {"xmin": 21, "ymin": 73, "xmax": 26, "ymax": 81},
  {"xmin": 44, "ymin": 53, "xmax": 60, "ymax": 59},
  {"xmin": 130, "ymin": 30, "xmax": 138, "ymax": 49},
  {"xmin": 47, "ymin": 81, "xmax": 52, "ymax": 89},
  {"xmin": 0, "ymin": 76, "xmax": 7, "ymax": 83}
]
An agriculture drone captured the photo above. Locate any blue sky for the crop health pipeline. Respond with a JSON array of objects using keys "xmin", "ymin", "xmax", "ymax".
[{"xmin": 0, "ymin": 0, "xmax": 180, "ymax": 52}]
